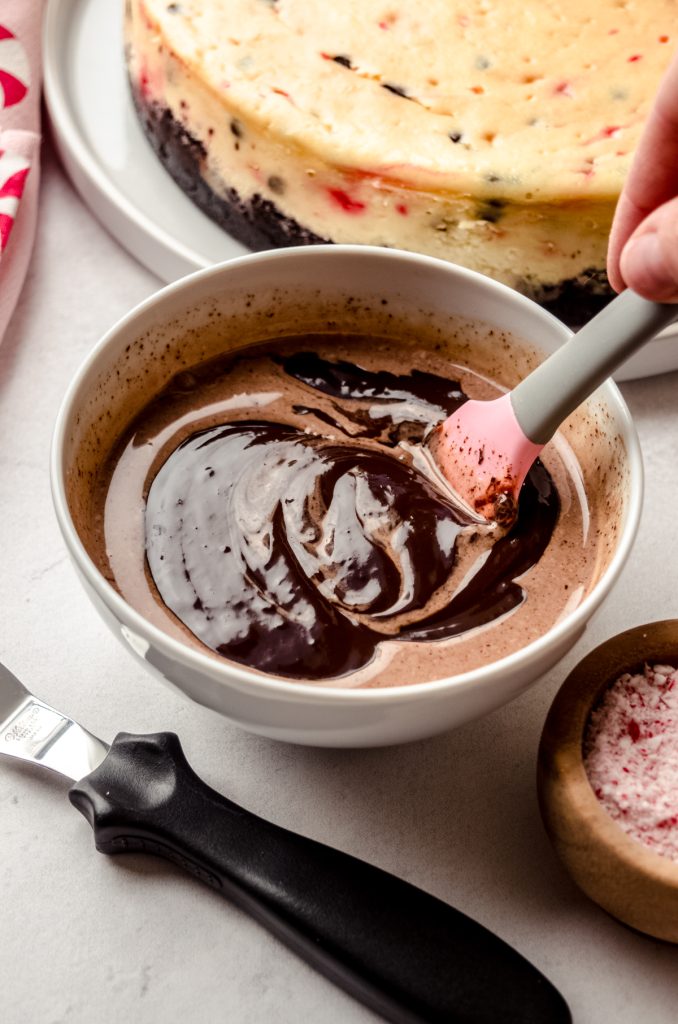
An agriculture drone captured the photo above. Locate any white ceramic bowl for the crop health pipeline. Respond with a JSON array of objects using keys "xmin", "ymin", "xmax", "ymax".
[{"xmin": 51, "ymin": 246, "xmax": 642, "ymax": 747}]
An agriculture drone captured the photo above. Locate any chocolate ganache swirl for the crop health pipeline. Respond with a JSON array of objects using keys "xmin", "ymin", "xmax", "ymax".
[{"xmin": 145, "ymin": 350, "xmax": 559, "ymax": 679}]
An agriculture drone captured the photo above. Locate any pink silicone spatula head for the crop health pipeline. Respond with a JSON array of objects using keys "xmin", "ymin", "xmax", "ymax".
[
  {"xmin": 432, "ymin": 289, "xmax": 677, "ymax": 522},
  {"xmin": 432, "ymin": 392, "xmax": 543, "ymax": 524}
]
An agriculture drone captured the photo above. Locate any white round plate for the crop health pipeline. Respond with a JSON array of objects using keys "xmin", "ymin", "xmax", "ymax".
[
  {"xmin": 43, "ymin": 0, "xmax": 678, "ymax": 380},
  {"xmin": 43, "ymin": 0, "xmax": 247, "ymax": 282}
]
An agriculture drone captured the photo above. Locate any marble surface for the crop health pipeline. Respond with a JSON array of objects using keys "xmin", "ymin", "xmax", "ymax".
[{"xmin": 2, "ymin": 140, "xmax": 678, "ymax": 1024}]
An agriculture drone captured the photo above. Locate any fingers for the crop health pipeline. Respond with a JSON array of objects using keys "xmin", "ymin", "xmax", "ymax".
[
  {"xmin": 618, "ymin": 196, "xmax": 678, "ymax": 302},
  {"xmin": 608, "ymin": 193, "xmax": 645, "ymax": 293},
  {"xmin": 608, "ymin": 48, "xmax": 678, "ymax": 292}
]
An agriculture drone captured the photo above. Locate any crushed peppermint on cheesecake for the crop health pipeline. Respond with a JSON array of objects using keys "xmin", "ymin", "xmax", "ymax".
[{"xmin": 584, "ymin": 664, "xmax": 678, "ymax": 862}]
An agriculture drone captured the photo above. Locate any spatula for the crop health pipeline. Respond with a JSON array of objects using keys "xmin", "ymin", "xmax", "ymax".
[
  {"xmin": 432, "ymin": 289, "xmax": 677, "ymax": 522},
  {"xmin": 0, "ymin": 661, "xmax": 570, "ymax": 1024}
]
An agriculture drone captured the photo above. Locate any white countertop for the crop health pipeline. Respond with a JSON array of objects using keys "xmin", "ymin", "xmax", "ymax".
[{"xmin": 2, "ymin": 140, "xmax": 678, "ymax": 1024}]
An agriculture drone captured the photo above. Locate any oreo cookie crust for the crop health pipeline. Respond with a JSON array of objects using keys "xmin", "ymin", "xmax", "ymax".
[{"xmin": 131, "ymin": 87, "xmax": 329, "ymax": 252}]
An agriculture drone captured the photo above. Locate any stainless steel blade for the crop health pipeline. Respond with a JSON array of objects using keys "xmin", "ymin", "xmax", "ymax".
[{"xmin": 0, "ymin": 663, "xmax": 109, "ymax": 782}]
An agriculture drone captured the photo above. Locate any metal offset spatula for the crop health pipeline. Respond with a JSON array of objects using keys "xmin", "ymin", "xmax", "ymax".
[{"xmin": 0, "ymin": 662, "xmax": 570, "ymax": 1024}]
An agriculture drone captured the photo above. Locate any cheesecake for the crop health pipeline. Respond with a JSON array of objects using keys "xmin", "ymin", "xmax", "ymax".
[{"xmin": 125, "ymin": 0, "xmax": 675, "ymax": 324}]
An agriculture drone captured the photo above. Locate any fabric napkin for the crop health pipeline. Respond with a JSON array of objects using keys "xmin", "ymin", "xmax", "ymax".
[{"xmin": 0, "ymin": 2, "xmax": 43, "ymax": 343}]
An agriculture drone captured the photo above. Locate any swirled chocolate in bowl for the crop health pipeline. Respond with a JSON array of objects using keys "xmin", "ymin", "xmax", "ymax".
[{"xmin": 95, "ymin": 334, "xmax": 601, "ymax": 687}]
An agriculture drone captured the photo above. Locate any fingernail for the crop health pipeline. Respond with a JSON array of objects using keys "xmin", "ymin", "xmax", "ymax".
[{"xmin": 622, "ymin": 231, "xmax": 678, "ymax": 300}]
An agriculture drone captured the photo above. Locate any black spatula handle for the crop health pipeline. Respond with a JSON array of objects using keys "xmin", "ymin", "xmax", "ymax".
[{"xmin": 69, "ymin": 732, "xmax": 570, "ymax": 1024}]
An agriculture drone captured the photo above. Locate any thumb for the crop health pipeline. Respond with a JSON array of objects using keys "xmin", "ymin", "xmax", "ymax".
[{"xmin": 619, "ymin": 196, "xmax": 678, "ymax": 302}]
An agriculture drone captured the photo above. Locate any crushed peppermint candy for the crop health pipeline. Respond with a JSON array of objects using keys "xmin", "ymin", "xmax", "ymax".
[{"xmin": 584, "ymin": 664, "xmax": 678, "ymax": 861}]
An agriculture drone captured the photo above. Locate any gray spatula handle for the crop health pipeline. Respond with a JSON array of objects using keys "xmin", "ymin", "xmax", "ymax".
[{"xmin": 511, "ymin": 290, "xmax": 677, "ymax": 446}]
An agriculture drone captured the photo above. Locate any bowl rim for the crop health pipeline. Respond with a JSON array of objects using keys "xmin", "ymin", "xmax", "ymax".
[
  {"xmin": 50, "ymin": 244, "xmax": 644, "ymax": 703},
  {"xmin": 539, "ymin": 619, "xmax": 678, "ymax": 888}
]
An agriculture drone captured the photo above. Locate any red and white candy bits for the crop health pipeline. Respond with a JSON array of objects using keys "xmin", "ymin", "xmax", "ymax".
[{"xmin": 585, "ymin": 664, "xmax": 678, "ymax": 862}]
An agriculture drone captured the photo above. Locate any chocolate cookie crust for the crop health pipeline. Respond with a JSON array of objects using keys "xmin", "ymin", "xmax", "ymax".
[{"xmin": 131, "ymin": 86, "xmax": 330, "ymax": 252}]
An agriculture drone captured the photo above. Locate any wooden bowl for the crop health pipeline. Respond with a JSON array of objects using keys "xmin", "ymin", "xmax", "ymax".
[{"xmin": 537, "ymin": 620, "xmax": 678, "ymax": 942}]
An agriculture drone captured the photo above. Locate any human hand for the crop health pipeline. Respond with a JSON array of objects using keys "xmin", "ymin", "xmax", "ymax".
[{"xmin": 608, "ymin": 51, "xmax": 678, "ymax": 302}]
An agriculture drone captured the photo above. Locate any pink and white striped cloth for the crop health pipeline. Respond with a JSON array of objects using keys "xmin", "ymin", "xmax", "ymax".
[{"xmin": 0, "ymin": 3, "xmax": 42, "ymax": 342}]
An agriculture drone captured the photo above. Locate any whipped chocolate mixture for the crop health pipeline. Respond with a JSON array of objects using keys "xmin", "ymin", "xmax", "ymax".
[
  {"xmin": 97, "ymin": 333, "xmax": 595, "ymax": 687},
  {"xmin": 128, "ymin": 342, "xmax": 557, "ymax": 679}
]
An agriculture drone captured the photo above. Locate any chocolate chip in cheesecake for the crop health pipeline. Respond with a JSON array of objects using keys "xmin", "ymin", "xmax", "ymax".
[
  {"xmin": 267, "ymin": 175, "xmax": 285, "ymax": 195},
  {"xmin": 381, "ymin": 83, "xmax": 412, "ymax": 100},
  {"xmin": 230, "ymin": 118, "xmax": 244, "ymax": 139},
  {"xmin": 332, "ymin": 55, "xmax": 353, "ymax": 69},
  {"xmin": 476, "ymin": 198, "xmax": 506, "ymax": 223}
]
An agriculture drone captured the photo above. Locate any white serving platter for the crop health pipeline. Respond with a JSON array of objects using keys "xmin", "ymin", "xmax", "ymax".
[
  {"xmin": 43, "ymin": 0, "xmax": 678, "ymax": 381},
  {"xmin": 43, "ymin": 0, "xmax": 247, "ymax": 283}
]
